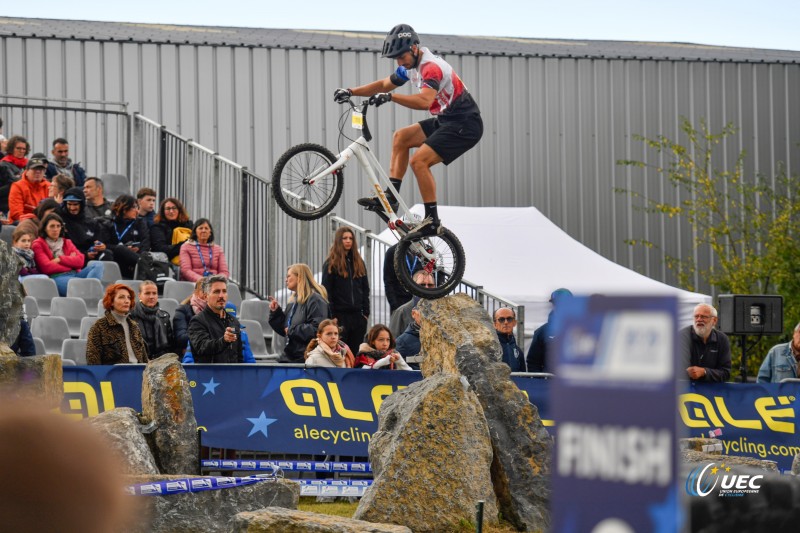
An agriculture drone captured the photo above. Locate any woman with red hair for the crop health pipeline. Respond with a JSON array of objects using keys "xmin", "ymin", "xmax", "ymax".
[{"xmin": 86, "ymin": 283, "xmax": 149, "ymax": 365}]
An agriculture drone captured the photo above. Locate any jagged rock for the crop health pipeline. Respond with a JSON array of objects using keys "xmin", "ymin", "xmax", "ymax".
[
  {"xmin": 793, "ymin": 453, "xmax": 800, "ymax": 475},
  {"xmin": 681, "ymin": 450, "xmax": 779, "ymax": 471},
  {"xmin": 233, "ymin": 507, "xmax": 412, "ymax": 532},
  {"xmin": 88, "ymin": 407, "xmax": 160, "ymax": 475},
  {"xmin": 123, "ymin": 475, "xmax": 299, "ymax": 533},
  {"xmin": 0, "ymin": 240, "xmax": 23, "ymax": 345},
  {"xmin": 353, "ymin": 373, "xmax": 497, "ymax": 532},
  {"xmin": 141, "ymin": 354, "xmax": 198, "ymax": 474},
  {"xmin": 0, "ymin": 353, "xmax": 63, "ymax": 408},
  {"xmin": 417, "ymin": 294, "xmax": 553, "ymax": 532},
  {"xmin": 680, "ymin": 437, "xmax": 723, "ymax": 454}
]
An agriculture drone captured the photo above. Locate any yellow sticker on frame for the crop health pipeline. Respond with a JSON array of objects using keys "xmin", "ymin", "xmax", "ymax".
[{"xmin": 352, "ymin": 111, "xmax": 363, "ymax": 130}]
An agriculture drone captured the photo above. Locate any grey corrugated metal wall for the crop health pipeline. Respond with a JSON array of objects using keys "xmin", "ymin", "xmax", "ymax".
[{"xmin": 2, "ymin": 35, "xmax": 799, "ymax": 295}]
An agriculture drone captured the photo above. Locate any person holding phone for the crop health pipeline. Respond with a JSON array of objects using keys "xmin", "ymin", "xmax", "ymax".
[
  {"xmin": 188, "ymin": 275, "xmax": 244, "ymax": 363},
  {"xmin": 107, "ymin": 194, "xmax": 150, "ymax": 278}
]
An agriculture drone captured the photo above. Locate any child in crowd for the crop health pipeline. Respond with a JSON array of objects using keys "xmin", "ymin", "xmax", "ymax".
[
  {"xmin": 355, "ymin": 324, "xmax": 412, "ymax": 370},
  {"xmin": 11, "ymin": 225, "xmax": 46, "ymax": 280},
  {"xmin": 304, "ymin": 319, "xmax": 355, "ymax": 368}
]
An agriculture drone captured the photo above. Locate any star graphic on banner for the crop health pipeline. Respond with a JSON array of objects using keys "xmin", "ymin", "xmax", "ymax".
[
  {"xmin": 246, "ymin": 411, "xmax": 277, "ymax": 438},
  {"xmin": 202, "ymin": 377, "xmax": 221, "ymax": 396},
  {"xmin": 710, "ymin": 466, "xmax": 719, "ymax": 475}
]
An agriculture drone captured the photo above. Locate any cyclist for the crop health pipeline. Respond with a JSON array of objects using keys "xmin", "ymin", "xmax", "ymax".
[{"xmin": 334, "ymin": 24, "xmax": 483, "ymax": 237}]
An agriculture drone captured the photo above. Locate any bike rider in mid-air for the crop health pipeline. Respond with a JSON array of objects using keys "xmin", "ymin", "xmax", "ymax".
[{"xmin": 334, "ymin": 24, "xmax": 483, "ymax": 237}]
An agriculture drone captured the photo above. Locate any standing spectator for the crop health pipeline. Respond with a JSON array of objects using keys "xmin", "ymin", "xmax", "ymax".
[
  {"xmin": 527, "ymin": 288, "xmax": 573, "ymax": 373},
  {"xmin": 355, "ymin": 324, "xmax": 412, "ymax": 370},
  {"xmin": 46, "ymin": 138, "xmax": 87, "ymax": 187},
  {"xmin": 757, "ymin": 323, "xmax": 800, "ymax": 383},
  {"xmin": 395, "ymin": 297, "xmax": 422, "ymax": 368},
  {"xmin": 86, "ymin": 283, "xmax": 148, "ymax": 365},
  {"xmin": 268, "ymin": 263, "xmax": 330, "ymax": 364},
  {"xmin": 494, "ymin": 307, "xmax": 525, "ymax": 372},
  {"xmin": 0, "ymin": 135, "xmax": 29, "ymax": 213},
  {"xmin": 58, "ymin": 187, "xmax": 113, "ymax": 264},
  {"xmin": 8, "ymin": 153, "xmax": 50, "ymax": 223},
  {"xmin": 179, "ymin": 218, "xmax": 229, "ymax": 282},
  {"xmin": 321, "ymin": 226, "xmax": 370, "ymax": 350},
  {"xmin": 129, "ymin": 280, "xmax": 174, "ymax": 359},
  {"xmin": 48, "ymin": 173, "xmax": 75, "ymax": 204},
  {"xmin": 11, "ymin": 226, "xmax": 46, "ymax": 280},
  {"xmin": 187, "ymin": 275, "xmax": 244, "ymax": 363},
  {"xmin": 383, "ymin": 243, "xmax": 416, "ymax": 314},
  {"xmin": 304, "ymin": 319, "xmax": 355, "ymax": 368},
  {"xmin": 150, "ymin": 198, "xmax": 193, "ymax": 265},
  {"xmin": 173, "ymin": 278, "xmax": 206, "ymax": 355},
  {"xmin": 136, "ymin": 187, "xmax": 157, "ymax": 228},
  {"xmin": 83, "ymin": 177, "xmax": 113, "ymax": 219},
  {"xmin": 107, "ymin": 194, "xmax": 150, "ymax": 278},
  {"xmin": 680, "ymin": 303, "xmax": 732, "ymax": 382},
  {"xmin": 389, "ymin": 270, "xmax": 435, "ymax": 337},
  {"xmin": 31, "ymin": 212, "xmax": 104, "ymax": 296}
]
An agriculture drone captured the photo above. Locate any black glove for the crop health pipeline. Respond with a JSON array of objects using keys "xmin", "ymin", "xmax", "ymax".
[
  {"xmin": 369, "ymin": 93, "xmax": 392, "ymax": 107},
  {"xmin": 333, "ymin": 88, "xmax": 352, "ymax": 103}
]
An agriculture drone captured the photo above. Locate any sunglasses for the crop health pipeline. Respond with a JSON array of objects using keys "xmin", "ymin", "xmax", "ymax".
[{"xmin": 496, "ymin": 317, "xmax": 515, "ymax": 323}]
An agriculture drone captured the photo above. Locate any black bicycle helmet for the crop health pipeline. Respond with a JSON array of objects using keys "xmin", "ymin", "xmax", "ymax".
[{"xmin": 381, "ymin": 24, "xmax": 420, "ymax": 58}]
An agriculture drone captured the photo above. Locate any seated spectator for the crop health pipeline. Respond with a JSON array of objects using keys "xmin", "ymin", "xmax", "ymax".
[
  {"xmin": 11, "ymin": 225, "xmax": 46, "ymax": 280},
  {"xmin": 389, "ymin": 270, "xmax": 435, "ymax": 338},
  {"xmin": 86, "ymin": 283, "xmax": 149, "ymax": 365},
  {"xmin": 48, "ymin": 173, "xmax": 75, "ymax": 204},
  {"xmin": 304, "ymin": 319, "xmax": 355, "ymax": 368},
  {"xmin": 396, "ymin": 298, "xmax": 422, "ymax": 368},
  {"xmin": 58, "ymin": 187, "xmax": 114, "ymax": 264},
  {"xmin": 107, "ymin": 194, "xmax": 150, "ymax": 278},
  {"xmin": 83, "ymin": 176, "xmax": 113, "ymax": 219},
  {"xmin": 680, "ymin": 303, "xmax": 732, "ymax": 382},
  {"xmin": 46, "ymin": 138, "xmax": 87, "ymax": 187},
  {"xmin": 182, "ymin": 301, "xmax": 255, "ymax": 363},
  {"xmin": 33, "ymin": 198, "xmax": 60, "ymax": 222},
  {"xmin": 355, "ymin": 324, "xmax": 412, "ymax": 370},
  {"xmin": 136, "ymin": 187, "xmax": 157, "ymax": 228},
  {"xmin": 187, "ymin": 275, "xmax": 244, "ymax": 363},
  {"xmin": 8, "ymin": 153, "xmax": 50, "ymax": 223},
  {"xmin": 0, "ymin": 135, "xmax": 29, "ymax": 213},
  {"xmin": 129, "ymin": 280, "xmax": 174, "ymax": 359},
  {"xmin": 757, "ymin": 323, "xmax": 800, "ymax": 383},
  {"xmin": 173, "ymin": 278, "xmax": 206, "ymax": 355},
  {"xmin": 150, "ymin": 197, "xmax": 193, "ymax": 265},
  {"xmin": 494, "ymin": 307, "xmax": 525, "ymax": 372},
  {"xmin": 527, "ymin": 288, "xmax": 573, "ymax": 373},
  {"xmin": 179, "ymin": 218, "xmax": 229, "ymax": 282},
  {"xmin": 31, "ymin": 212, "xmax": 104, "ymax": 296},
  {"xmin": 268, "ymin": 263, "xmax": 330, "ymax": 363}
]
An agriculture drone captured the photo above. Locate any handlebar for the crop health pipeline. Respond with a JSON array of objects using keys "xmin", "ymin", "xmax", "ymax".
[{"xmin": 341, "ymin": 96, "xmax": 375, "ymax": 142}]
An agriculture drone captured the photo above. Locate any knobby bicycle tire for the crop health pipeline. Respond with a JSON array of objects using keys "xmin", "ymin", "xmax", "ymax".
[
  {"xmin": 394, "ymin": 227, "xmax": 466, "ymax": 299},
  {"xmin": 271, "ymin": 143, "xmax": 343, "ymax": 220}
]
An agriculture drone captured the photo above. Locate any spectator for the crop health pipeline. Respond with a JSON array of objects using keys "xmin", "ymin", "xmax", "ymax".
[
  {"xmin": 389, "ymin": 270, "xmax": 435, "ymax": 337},
  {"xmin": 757, "ymin": 323, "xmax": 800, "ymax": 383},
  {"xmin": 268, "ymin": 263, "xmax": 330, "ymax": 364},
  {"xmin": 107, "ymin": 194, "xmax": 150, "ymax": 278},
  {"xmin": 527, "ymin": 288, "xmax": 573, "ymax": 373},
  {"xmin": 179, "ymin": 218, "xmax": 229, "ymax": 282},
  {"xmin": 46, "ymin": 137, "xmax": 87, "ymax": 187},
  {"xmin": 494, "ymin": 307, "xmax": 525, "ymax": 372},
  {"xmin": 151, "ymin": 197, "xmax": 193, "ymax": 265},
  {"xmin": 136, "ymin": 187, "xmax": 157, "ymax": 228},
  {"xmin": 383, "ymin": 242, "xmax": 416, "ymax": 314},
  {"xmin": 355, "ymin": 323, "xmax": 412, "ymax": 370},
  {"xmin": 31, "ymin": 212, "xmax": 104, "ymax": 296},
  {"xmin": 58, "ymin": 187, "xmax": 113, "ymax": 263},
  {"xmin": 0, "ymin": 135, "xmax": 29, "ymax": 213},
  {"xmin": 33, "ymin": 198, "xmax": 60, "ymax": 222},
  {"xmin": 173, "ymin": 278, "xmax": 206, "ymax": 355},
  {"xmin": 680, "ymin": 303, "xmax": 732, "ymax": 382},
  {"xmin": 395, "ymin": 297, "xmax": 422, "ymax": 368},
  {"xmin": 86, "ymin": 283, "xmax": 149, "ymax": 365},
  {"xmin": 304, "ymin": 319, "xmax": 355, "ymax": 368},
  {"xmin": 11, "ymin": 225, "xmax": 46, "ymax": 280},
  {"xmin": 187, "ymin": 275, "xmax": 244, "ymax": 363},
  {"xmin": 129, "ymin": 280, "xmax": 174, "ymax": 359},
  {"xmin": 48, "ymin": 173, "xmax": 75, "ymax": 204},
  {"xmin": 182, "ymin": 301, "xmax": 256, "ymax": 363},
  {"xmin": 8, "ymin": 153, "xmax": 50, "ymax": 223},
  {"xmin": 321, "ymin": 226, "xmax": 370, "ymax": 351},
  {"xmin": 83, "ymin": 176, "xmax": 113, "ymax": 219}
]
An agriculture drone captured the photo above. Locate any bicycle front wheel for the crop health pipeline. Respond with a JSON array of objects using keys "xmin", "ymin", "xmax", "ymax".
[
  {"xmin": 271, "ymin": 143, "xmax": 343, "ymax": 220},
  {"xmin": 394, "ymin": 227, "xmax": 466, "ymax": 299}
]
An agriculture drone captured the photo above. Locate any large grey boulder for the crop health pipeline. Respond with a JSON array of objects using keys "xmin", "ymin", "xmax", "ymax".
[
  {"xmin": 233, "ymin": 507, "xmax": 412, "ymax": 532},
  {"xmin": 353, "ymin": 373, "xmax": 497, "ymax": 532},
  {"xmin": 418, "ymin": 294, "xmax": 553, "ymax": 532},
  {"xmin": 0, "ymin": 240, "xmax": 23, "ymax": 345},
  {"xmin": 88, "ymin": 407, "xmax": 160, "ymax": 475},
  {"xmin": 141, "ymin": 354, "xmax": 198, "ymax": 474},
  {"xmin": 0, "ymin": 353, "xmax": 63, "ymax": 408}
]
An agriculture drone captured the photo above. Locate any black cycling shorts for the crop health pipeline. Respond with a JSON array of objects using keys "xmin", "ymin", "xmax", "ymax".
[{"xmin": 419, "ymin": 113, "xmax": 483, "ymax": 165}]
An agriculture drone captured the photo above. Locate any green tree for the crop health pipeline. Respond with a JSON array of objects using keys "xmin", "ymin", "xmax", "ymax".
[{"xmin": 617, "ymin": 118, "xmax": 800, "ymax": 378}]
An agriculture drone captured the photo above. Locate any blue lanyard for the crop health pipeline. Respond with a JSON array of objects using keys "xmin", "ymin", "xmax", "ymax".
[
  {"xmin": 286, "ymin": 300, "xmax": 297, "ymax": 329},
  {"xmin": 405, "ymin": 255, "xmax": 418, "ymax": 272},
  {"xmin": 196, "ymin": 243, "xmax": 213, "ymax": 270},
  {"xmin": 115, "ymin": 220, "xmax": 135, "ymax": 242}
]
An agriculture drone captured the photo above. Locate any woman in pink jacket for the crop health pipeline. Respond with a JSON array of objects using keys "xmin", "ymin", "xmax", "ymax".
[
  {"xmin": 32, "ymin": 212, "xmax": 104, "ymax": 296},
  {"xmin": 179, "ymin": 218, "xmax": 229, "ymax": 282}
]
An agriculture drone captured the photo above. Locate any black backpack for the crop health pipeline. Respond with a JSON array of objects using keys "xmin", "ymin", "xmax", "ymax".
[{"xmin": 135, "ymin": 253, "xmax": 175, "ymax": 293}]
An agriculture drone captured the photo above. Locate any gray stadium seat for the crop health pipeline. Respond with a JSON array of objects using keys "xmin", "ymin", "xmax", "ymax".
[
  {"xmin": 23, "ymin": 295, "xmax": 40, "ymax": 320},
  {"xmin": 97, "ymin": 300, "xmax": 106, "ymax": 317},
  {"xmin": 33, "ymin": 337, "xmax": 46, "ymax": 356},
  {"xmin": 240, "ymin": 319, "xmax": 269, "ymax": 357},
  {"xmin": 99, "ymin": 173, "xmax": 130, "ymax": 201},
  {"xmin": 61, "ymin": 339, "xmax": 88, "ymax": 365},
  {"xmin": 239, "ymin": 299, "xmax": 270, "ymax": 333},
  {"xmin": 66, "ymin": 278, "xmax": 104, "ymax": 316},
  {"xmin": 79, "ymin": 316, "xmax": 100, "ymax": 339},
  {"xmin": 61, "ymin": 358, "xmax": 77, "ymax": 366},
  {"xmin": 163, "ymin": 280, "xmax": 195, "ymax": 303},
  {"xmin": 50, "ymin": 297, "xmax": 90, "ymax": 337},
  {"xmin": 88, "ymin": 260, "xmax": 122, "ymax": 288},
  {"xmin": 116, "ymin": 279, "xmax": 143, "ymax": 294},
  {"xmin": 227, "ymin": 284, "xmax": 242, "ymax": 309},
  {"xmin": 31, "ymin": 316, "xmax": 71, "ymax": 355},
  {"xmin": 22, "ymin": 277, "xmax": 59, "ymax": 315},
  {"xmin": 158, "ymin": 297, "xmax": 179, "ymax": 319}
]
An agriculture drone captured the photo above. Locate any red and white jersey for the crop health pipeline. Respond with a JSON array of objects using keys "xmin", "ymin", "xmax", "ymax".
[{"xmin": 393, "ymin": 47, "xmax": 476, "ymax": 116}]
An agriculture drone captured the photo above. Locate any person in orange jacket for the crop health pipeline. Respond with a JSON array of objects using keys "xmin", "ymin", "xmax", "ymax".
[{"xmin": 9, "ymin": 153, "xmax": 50, "ymax": 223}]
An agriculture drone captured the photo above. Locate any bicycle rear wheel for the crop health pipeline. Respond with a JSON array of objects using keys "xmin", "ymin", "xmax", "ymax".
[
  {"xmin": 394, "ymin": 227, "xmax": 466, "ymax": 299},
  {"xmin": 271, "ymin": 143, "xmax": 343, "ymax": 220}
]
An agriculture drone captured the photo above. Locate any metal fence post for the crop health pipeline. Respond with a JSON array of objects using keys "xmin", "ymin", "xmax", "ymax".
[
  {"xmin": 158, "ymin": 125, "xmax": 168, "ymax": 201},
  {"xmin": 240, "ymin": 168, "xmax": 250, "ymax": 290},
  {"xmin": 364, "ymin": 230, "xmax": 373, "ymax": 328},
  {"xmin": 516, "ymin": 305, "xmax": 526, "ymax": 352}
]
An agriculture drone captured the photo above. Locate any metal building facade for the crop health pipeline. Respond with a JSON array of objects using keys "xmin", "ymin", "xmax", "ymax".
[{"xmin": 2, "ymin": 19, "xmax": 799, "ymax": 295}]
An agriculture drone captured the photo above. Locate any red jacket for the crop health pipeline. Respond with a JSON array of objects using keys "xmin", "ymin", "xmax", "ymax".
[
  {"xmin": 9, "ymin": 174, "xmax": 50, "ymax": 222},
  {"xmin": 31, "ymin": 237, "xmax": 86, "ymax": 275}
]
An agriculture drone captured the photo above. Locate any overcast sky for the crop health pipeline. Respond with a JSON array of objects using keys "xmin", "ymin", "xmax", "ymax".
[{"xmin": 5, "ymin": 0, "xmax": 799, "ymax": 52}]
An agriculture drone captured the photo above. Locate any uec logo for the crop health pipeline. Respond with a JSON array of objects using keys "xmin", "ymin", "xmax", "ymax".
[{"xmin": 685, "ymin": 463, "xmax": 763, "ymax": 497}]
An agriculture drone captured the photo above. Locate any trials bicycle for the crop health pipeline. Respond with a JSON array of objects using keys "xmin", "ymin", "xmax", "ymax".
[{"xmin": 270, "ymin": 95, "xmax": 466, "ymax": 299}]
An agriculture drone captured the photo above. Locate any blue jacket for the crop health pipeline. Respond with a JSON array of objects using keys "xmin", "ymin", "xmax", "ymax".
[
  {"xmin": 497, "ymin": 331, "xmax": 526, "ymax": 372},
  {"xmin": 395, "ymin": 323, "xmax": 420, "ymax": 358},
  {"xmin": 527, "ymin": 312, "xmax": 553, "ymax": 373},
  {"xmin": 757, "ymin": 342, "xmax": 798, "ymax": 383}
]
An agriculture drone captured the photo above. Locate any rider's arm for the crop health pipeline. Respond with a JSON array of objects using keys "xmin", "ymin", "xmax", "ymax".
[
  {"xmin": 391, "ymin": 87, "xmax": 436, "ymax": 111},
  {"xmin": 349, "ymin": 77, "xmax": 397, "ymax": 97}
]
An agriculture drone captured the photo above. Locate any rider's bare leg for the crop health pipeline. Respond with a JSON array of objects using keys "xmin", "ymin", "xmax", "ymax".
[
  {"xmin": 389, "ymin": 124, "xmax": 427, "ymax": 183},
  {"xmin": 409, "ymin": 144, "xmax": 444, "ymax": 227}
]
